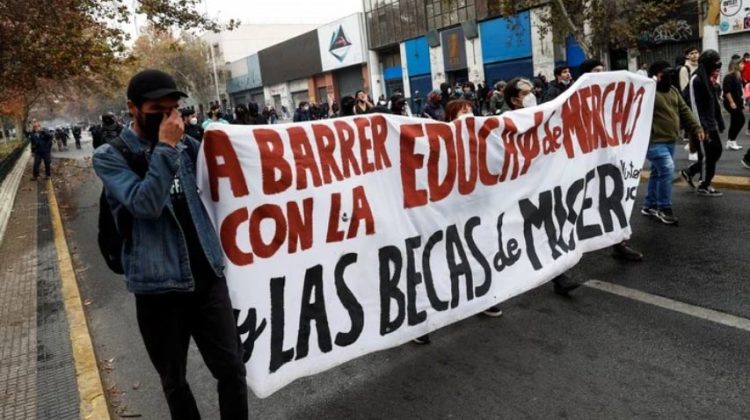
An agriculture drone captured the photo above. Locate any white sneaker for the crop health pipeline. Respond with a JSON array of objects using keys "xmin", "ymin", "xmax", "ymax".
[
  {"xmin": 688, "ymin": 152, "xmax": 698, "ymax": 161},
  {"xmin": 726, "ymin": 140, "xmax": 743, "ymax": 151}
]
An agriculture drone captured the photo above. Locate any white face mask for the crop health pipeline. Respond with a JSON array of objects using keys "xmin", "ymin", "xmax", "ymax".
[
  {"xmin": 189, "ymin": 117, "xmax": 198, "ymax": 125},
  {"xmin": 522, "ymin": 93, "xmax": 537, "ymax": 108}
]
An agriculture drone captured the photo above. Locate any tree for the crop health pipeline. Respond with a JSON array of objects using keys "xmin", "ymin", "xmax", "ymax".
[
  {"xmin": 0, "ymin": 0, "xmax": 236, "ymax": 138},
  {"xmin": 130, "ymin": 26, "xmax": 216, "ymax": 110},
  {"xmin": 493, "ymin": 0, "xmax": 682, "ymax": 59}
]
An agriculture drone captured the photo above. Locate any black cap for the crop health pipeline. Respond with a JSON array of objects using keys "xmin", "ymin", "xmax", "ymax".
[
  {"xmin": 127, "ymin": 69, "xmax": 188, "ymax": 103},
  {"xmin": 180, "ymin": 108, "xmax": 196, "ymax": 118}
]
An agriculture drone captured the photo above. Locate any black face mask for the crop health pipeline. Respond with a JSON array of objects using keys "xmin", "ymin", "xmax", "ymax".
[{"xmin": 137, "ymin": 111, "xmax": 166, "ymax": 145}]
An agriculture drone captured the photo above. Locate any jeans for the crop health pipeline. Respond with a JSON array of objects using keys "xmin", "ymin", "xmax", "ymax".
[
  {"xmin": 32, "ymin": 152, "xmax": 51, "ymax": 177},
  {"xmin": 135, "ymin": 275, "xmax": 248, "ymax": 420},
  {"xmin": 687, "ymin": 129, "xmax": 723, "ymax": 188},
  {"xmin": 644, "ymin": 143, "xmax": 675, "ymax": 209}
]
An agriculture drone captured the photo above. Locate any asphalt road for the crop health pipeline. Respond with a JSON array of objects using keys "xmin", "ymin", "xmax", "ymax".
[{"xmin": 53, "ymin": 138, "xmax": 750, "ymax": 419}]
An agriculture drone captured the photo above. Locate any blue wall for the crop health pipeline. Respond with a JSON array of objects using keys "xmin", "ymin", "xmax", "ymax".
[
  {"xmin": 566, "ymin": 36, "xmax": 586, "ymax": 67},
  {"xmin": 384, "ymin": 66, "xmax": 403, "ymax": 81},
  {"xmin": 405, "ymin": 36, "xmax": 431, "ymax": 76},
  {"xmin": 479, "ymin": 11, "xmax": 532, "ymax": 64},
  {"xmin": 484, "ymin": 58, "xmax": 534, "ymax": 85}
]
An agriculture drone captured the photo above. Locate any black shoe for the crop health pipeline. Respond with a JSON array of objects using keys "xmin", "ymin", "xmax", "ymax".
[
  {"xmin": 481, "ymin": 306, "xmax": 503, "ymax": 317},
  {"xmin": 696, "ymin": 186, "xmax": 723, "ymax": 197},
  {"xmin": 552, "ymin": 274, "xmax": 580, "ymax": 297},
  {"xmin": 680, "ymin": 169, "xmax": 696, "ymax": 189},
  {"xmin": 641, "ymin": 207, "xmax": 657, "ymax": 217},
  {"xmin": 413, "ymin": 334, "xmax": 431, "ymax": 345},
  {"xmin": 612, "ymin": 242, "xmax": 643, "ymax": 261},
  {"xmin": 656, "ymin": 208, "xmax": 678, "ymax": 225},
  {"xmin": 742, "ymin": 158, "xmax": 750, "ymax": 169}
]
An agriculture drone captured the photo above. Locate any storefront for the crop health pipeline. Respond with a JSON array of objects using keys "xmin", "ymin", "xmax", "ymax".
[
  {"xmin": 404, "ymin": 36, "xmax": 432, "ymax": 108},
  {"xmin": 479, "ymin": 11, "xmax": 534, "ymax": 85},
  {"xmin": 317, "ymin": 13, "xmax": 369, "ymax": 102},
  {"xmin": 719, "ymin": 0, "xmax": 750, "ymax": 70}
]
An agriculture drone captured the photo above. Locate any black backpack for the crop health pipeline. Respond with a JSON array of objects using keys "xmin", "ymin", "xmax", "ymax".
[
  {"xmin": 97, "ymin": 136, "xmax": 198, "ymax": 274},
  {"xmin": 97, "ymin": 136, "xmax": 148, "ymax": 274}
]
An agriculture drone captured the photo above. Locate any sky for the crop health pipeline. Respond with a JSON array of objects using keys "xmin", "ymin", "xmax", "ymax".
[
  {"xmin": 128, "ymin": 0, "xmax": 364, "ymax": 39},
  {"xmin": 202, "ymin": 0, "xmax": 363, "ymax": 25}
]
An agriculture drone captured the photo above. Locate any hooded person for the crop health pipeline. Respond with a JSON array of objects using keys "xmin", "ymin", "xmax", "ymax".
[
  {"xmin": 421, "ymin": 89, "xmax": 446, "ymax": 120},
  {"xmin": 233, "ymin": 104, "xmax": 251, "ymax": 125},
  {"xmin": 389, "ymin": 93, "xmax": 409, "ymax": 116},
  {"xmin": 681, "ymin": 49, "xmax": 726, "ymax": 197},
  {"xmin": 247, "ymin": 102, "xmax": 267, "ymax": 125},
  {"xmin": 180, "ymin": 108, "xmax": 204, "ymax": 141},
  {"xmin": 439, "ymin": 82, "xmax": 451, "ymax": 108},
  {"xmin": 340, "ymin": 96, "xmax": 356, "ymax": 117}
]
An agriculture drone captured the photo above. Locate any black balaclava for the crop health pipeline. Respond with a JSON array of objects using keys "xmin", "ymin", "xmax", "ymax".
[
  {"xmin": 697, "ymin": 49, "xmax": 721, "ymax": 96},
  {"xmin": 648, "ymin": 61, "xmax": 673, "ymax": 93}
]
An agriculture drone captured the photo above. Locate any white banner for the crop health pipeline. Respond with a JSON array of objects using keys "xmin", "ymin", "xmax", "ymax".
[{"xmin": 197, "ymin": 72, "xmax": 655, "ymax": 398}]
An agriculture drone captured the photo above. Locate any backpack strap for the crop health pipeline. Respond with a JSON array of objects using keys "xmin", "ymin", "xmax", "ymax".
[{"xmin": 109, "ymin": 135, "xmax": 148, "ymax": 178}]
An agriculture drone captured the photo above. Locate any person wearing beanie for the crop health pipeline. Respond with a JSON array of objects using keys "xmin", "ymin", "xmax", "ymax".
[
  {"xmin": 579, "ymin": 58, "xmax": 605, "ymax": 74},
  {"xmin": 643, "ymin": 61, "xmax": 704, "ymax": 225}
]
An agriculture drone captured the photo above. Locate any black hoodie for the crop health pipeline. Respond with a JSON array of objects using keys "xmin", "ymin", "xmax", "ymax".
[{"xmin": 689, "ymin": 50, "xmax": 725, "ymax": 132}]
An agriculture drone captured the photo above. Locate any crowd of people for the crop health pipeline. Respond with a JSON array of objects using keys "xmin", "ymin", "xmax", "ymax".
[{"xmin": 21, "ymin": 44, "xmax": 749, "ymax": 417}]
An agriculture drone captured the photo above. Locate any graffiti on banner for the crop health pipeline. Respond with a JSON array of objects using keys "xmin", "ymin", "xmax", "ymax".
[{"xmin": 196, "ymin": 71, "xmax": 656, "ymax": 398}]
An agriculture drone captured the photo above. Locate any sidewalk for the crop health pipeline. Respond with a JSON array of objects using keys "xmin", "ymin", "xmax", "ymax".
[{"xmin": 0, "ymin": 149, "xmax": 107, "ymax": 419}]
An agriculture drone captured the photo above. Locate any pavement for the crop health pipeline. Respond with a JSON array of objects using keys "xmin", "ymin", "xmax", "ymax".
[{"xmin": 1, "ymin": 130, "xmax": 749, "ymax": 419}]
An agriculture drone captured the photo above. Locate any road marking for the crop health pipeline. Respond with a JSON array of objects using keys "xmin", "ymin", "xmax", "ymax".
[
  {"xmin": 47, "ymin": 180, "xmax": 111, "ymax": 419},
  {"xmin": 585, "ymin": 280, "xmax": 750, "ymax": 333}
]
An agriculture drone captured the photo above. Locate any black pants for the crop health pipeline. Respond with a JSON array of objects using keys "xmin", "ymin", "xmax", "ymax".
[
  {"xmin": 135, "ymin": 276, "xmax": 248, "ymax": 420},
  {"xmin": 32, "ymin": 152, "xmax": 51, "ymax": 177},
  {"xmin": 686, "ymin": 129, "xmax": 723, "ymax": 188},
  {"xmin": 727, "ymin": 108, "xmax": 746, "ymax": 141},
  {"xmin": 74, "ymin": 135, "xmax": 81, "ymax": 149}
]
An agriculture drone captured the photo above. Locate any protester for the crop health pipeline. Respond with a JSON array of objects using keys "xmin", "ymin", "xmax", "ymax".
[
  {"xmin": 477, "ymin": 82, "xmax": 488, "ymax": 114},
  {"xmin": 340, "ymin": 96, "xmax": 356, "ymax": 117},
  {"xmin": 233, "ymin": 104, "xmax": 252, "ymax": 125},
  {"xmin": 30, "ymin": 121, "xmax": 53, "ymax": 180},
  {"xmin": 54, "ymin": 127, "xmax": 68, "ymax": 151},
  {"xmin": 681, "ymin": 49, "xmax": 726, "ymax": 197},
  {"xmin": 722, "ymin": 57, "xmax": 745, "ymax": 151},
  {"xmin": 420, "ymin": 90, "xmax": 445, "ymax": 121},
  {"xmin": 541, "ymin": 65, "xmax": 572, "ymax": 103},
  {"xmin": 580, "ymin": 58, "xmax": 605, "ymax": 73},
  {"xmin": 679, "ymin": 47, "xmax": 700, "ymax": 92},
  {"xmin": 460, "ymin": 82, "xmax": 480, "ymax": 115},
  {"xmin": 92, "ymin": 69, "xmax": 248, "ymax": 419},
  {"xmin": 412, "ymin": 98, "xmax": 502, "ymax": 345},
  {"xmin": 389, "ymin": 93, "xmax": 409, "ymax": 116},
  {"xmin": 181, "ymin": 108, "xmax": 204, "ymax": 141},
  {"xmin": 293, "ymin": 101, "xmax": 312, "ymax": 122},
  {"xmin": 246, "ymin": 102, "xmax": 267, "ymax": 125},
  {"xmin": 202, "ymin": 104, "xmax": 229, "ymax": 129},
  {"xmin": 643, "ymin": 61, "xmax": 704, "ymax": 225},
  {"xmin": 354, "ymin": 90, "xmax": 374, "ymax": 115},
  {"xmin": 91, "ymin": 112, "xmax": 123, "ymax": 150},
  {"xmin": 72, "ymin": 125, "xmax": 82, "ymax": 150},
  {"xmin": 488, "ymin": 81, "xmax": 506, "ymax": 115},
  {"xmin": 376, "ymin": 94, "xmax": 388, "ymax": 107},
  {"xmin": 330, "ymin": 102, "xmax": 340, "ymax": 118},
  {"xmin": 439, "ymin": 82, "xmax": 451, "ymax": 108}
]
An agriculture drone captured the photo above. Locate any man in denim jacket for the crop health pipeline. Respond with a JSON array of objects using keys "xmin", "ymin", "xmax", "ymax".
[{"xmin": 93, "ymin": 69, "xmax": 248, "ymax": 419}]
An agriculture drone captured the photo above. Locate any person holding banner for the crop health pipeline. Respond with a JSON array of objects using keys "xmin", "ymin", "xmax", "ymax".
[
  {"xmin": 93, "ymin": 69, "xmax": 248, "ymax": 420},
  {"xmin": 413, "ymin": 98, "xmax": 504, "ymax": 345},
  {"xmin": 643, "ymin": 61, "xmax": 704, "ymax": 225}
]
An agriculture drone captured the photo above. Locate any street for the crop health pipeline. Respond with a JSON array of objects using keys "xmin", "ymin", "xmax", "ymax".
[{"xmin": 52, "ymin": 135, "xmax": 750, "ymax": 419}]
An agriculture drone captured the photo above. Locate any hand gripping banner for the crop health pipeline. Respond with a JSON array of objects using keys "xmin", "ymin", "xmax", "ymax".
[{"xmin": 196, "ymin": 72, "xmax": 655, "ymax": 397}]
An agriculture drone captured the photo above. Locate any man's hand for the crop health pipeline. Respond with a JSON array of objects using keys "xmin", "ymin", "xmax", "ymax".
[
  {"xmin": 159, "ymin": 109, "xmax": 184, "ymax": 148},
  {"xmin": 697, "ymin": 131, "xmax": 706, "ymax": 142}
]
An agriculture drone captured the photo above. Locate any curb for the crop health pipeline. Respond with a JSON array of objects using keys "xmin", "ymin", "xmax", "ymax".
[
  {"xmin": 0, "ymin": 146, "xmax": 31, "ymax": 246},
  {"xmin": 46, "ymin": 180, "xmax": 111, "ymax": 420},
  {"xmin": 640, "ymin": 170, "xmax": 750, "ymax": 191}
]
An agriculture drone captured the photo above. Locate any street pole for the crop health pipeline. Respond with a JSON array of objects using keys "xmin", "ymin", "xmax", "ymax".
[{"xmin": 209, "ymin": 42, "xmax": 221, "ymax": 107}]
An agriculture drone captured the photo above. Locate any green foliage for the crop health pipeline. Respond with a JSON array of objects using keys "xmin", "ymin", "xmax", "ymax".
[{"xmin": 493, "ymin": 0, "xmax": 682, "ymax": 57}]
